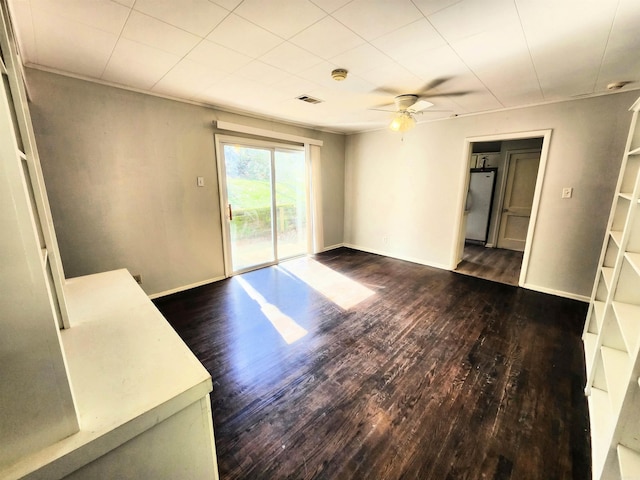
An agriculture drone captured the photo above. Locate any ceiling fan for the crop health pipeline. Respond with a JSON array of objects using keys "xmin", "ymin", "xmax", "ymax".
[{"xmin": 373, "ymin": 78, "xmax": 470, "ymax": 132}]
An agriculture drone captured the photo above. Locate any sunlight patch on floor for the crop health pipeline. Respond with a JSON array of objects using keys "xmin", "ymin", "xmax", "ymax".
[
  {"xmin": 235, "ymin": 276, "xmax": 308, "ymax": 344},
  {"xmin": 280, "ymin": 257, "xmax": 375, "ymax": 310}
]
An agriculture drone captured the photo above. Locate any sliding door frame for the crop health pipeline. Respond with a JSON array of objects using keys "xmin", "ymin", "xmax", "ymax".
[{"xmin": 214, "ymin": 134, "xmax": 310, "ymax": 277}]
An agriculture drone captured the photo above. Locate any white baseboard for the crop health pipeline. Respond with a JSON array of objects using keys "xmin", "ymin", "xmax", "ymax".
[
  {"xmin": 343, "ymin": 243, "xmax": 451, "ymax": 271},
  {"xmin": 521, "ymin": 282, "xmax": 590, "ymax": 302},
  {"xmin": 148, "ymin": 276, "xmax": 226, "ymax": 300},
  {"xmin": 321, "ymin": 243, "xmax": 345, "ymax": 252}
]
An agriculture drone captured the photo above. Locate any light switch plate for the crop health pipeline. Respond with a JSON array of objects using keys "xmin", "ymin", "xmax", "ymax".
[
  {"xmin": 562, "ymin": 187, "xmax": 572, "ymax": 198},
  {"xmin": 197, "ymin": 176, "xmax": 205, "ymax": 187}
]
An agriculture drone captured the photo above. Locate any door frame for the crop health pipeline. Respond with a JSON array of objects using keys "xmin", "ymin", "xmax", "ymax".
[
  {"xmin": 452, "ymin": 129, "xmax": 552, "ymax": 287},
  {"xmin": 214, "ymin": 134, "xmax": 309, "ymax": 277}
]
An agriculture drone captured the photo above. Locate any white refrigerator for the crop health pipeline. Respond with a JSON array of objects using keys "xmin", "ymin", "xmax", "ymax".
[{"xmin": 465, "ymin": 168, "xmax": 497, "ymax": 244}]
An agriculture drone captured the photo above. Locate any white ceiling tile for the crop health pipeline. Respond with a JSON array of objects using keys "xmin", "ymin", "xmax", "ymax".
[
  {"xmin": 451, "ymin": 26, "xmax": 542, "ymax": 105},
  {"xmin": 329, "ymin": 43, "xmax": 395, "ymax": 76},
  {"xmin": 273, "ymin": 78, "xmax": 323, "ymax": 100},
  {"xmin": 260, "ymin": 42, "xmax": 324, "ymax": 74},
  {"xmin": 234, "ymin": 0, "xmax": 326, "ymax": 39},
  {"xmin": 235, "ymin": 60, "xmax": 291, "ymax": 85},
  {"xmin": 594, "ymin": 0, "xmax": 640, "ymax": 90},
  {"xmin": 202, "ymin": 76, "xmax": 291, "ymax": 112},
  {"xmin": 112, "ymin": 0, "xmax": 135, "ymax": 7},
  {"xmin": 209, "ymin": 0, "xmax": 243, "ymax": 10},
  {"xmin": 102, "ymin": 38, "xmax": 180, "ymax": 89},
  {"xmin": 332, "ymin": 0, "xmax": 423, "ymax": 41},
  {"xmin": 290, "ymin": 16, "xmax": 365, "ymax": 60},
  {"xmin": 134, "ymin": 0, "xmax": 230, "ymax": 37},
  {"xmin": 516, "ymin": 0, "xmax": 618, "ymax": 44},
  {"xmin": 152, "ymin": 59, "xmax": 228, "ymax": 98},
  {"xmin": 121, "ymin": 11, "xmax": 201, "ymax": 57},
  {"xmin": 412, "ymin": 0, "xmax": 464, "ymax": 16},
  {"xmin": 428, "ymin": 0, "xmax": 519, "ymax": 43},
  {"xmin": 31, "ymin": 9, "xmax": 117, "ymax": 77},
  {"xmin": 357, "ymin": 62, "xmax": 429, "ymax": 93},
  {"xmin": 371, "ymin": 18, "xmax": 446, "ymax": 61},
  {"xmin": 206, "ymin": 14, "xmax": 283, "ymax": 58},
  {"xmin": 186, "ymin": 39, "xmax": 253, "ymax": 72},
  {"xmin": 309, "ymin": 0, "xmax": 352, "ymax": 13},
  {"xmin": 517, "ymin": 0, "xmax": 619, "ymax": 97},
  {"xmin": 397, "ymin": 45, "xmax": 469, "ymax": 83},
  {"xmin": 432, "ymin": 75, "xmax": 501, "ymax": 111},
  {"xmin": 30, "ymin": 0, "xmax": 130, "ymax": 35}
]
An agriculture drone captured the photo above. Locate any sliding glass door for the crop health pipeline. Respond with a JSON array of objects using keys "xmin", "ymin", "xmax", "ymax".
[{"xmin": 219, "ymin": 139, "xmax": 308, "ymax": 274}]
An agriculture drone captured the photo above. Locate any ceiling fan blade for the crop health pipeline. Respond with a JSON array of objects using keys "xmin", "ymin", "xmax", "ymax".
[
  {"xmin": 369, "ymin": 101, "xmax": 396, "ymax": 110},
  {"xmin": 420, "ymin": 77, "xmax": 452, "ymax": 92},
  {"xmin": 407, "ymin": 99, "xmax": 434, "ymax": 113},
  {"xmin": 422, "ymin": 90, "xmax": 473, "ymax": 99},
  {"xmin": 372, "ymin": 86, "xmax": 401, "ymax": 96}
]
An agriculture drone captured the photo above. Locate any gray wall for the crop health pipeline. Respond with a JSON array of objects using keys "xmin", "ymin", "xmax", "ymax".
[
  {"xmin": 345, "ymin": 91, "xmax": 639, "ymax": 299},
  {"xmin": 27, "ymin": 69, "xmax": 345, "ymax": 296}
]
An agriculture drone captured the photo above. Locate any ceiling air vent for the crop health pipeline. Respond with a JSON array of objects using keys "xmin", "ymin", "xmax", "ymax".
[{"xmin": 296, "ymin": 95, "xmax": 323, "ymax": 104}]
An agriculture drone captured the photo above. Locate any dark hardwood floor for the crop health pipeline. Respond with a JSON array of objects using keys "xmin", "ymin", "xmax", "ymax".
[
  {"xmin": 456, "ymin": 243, "xmax": 524, "ymax": 286},
  {"xmin": 154, "ymin": 247, "xmax": 590, "ymax": 480}
]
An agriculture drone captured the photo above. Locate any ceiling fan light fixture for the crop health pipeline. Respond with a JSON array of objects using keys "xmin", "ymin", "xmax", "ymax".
[
  {"xmin": 389, "ymin": 112, "xmax": 416, "ymax": 132},
  {"xmin": 331, "ymin": 68, "xmax": 348, "ymax": 81}
]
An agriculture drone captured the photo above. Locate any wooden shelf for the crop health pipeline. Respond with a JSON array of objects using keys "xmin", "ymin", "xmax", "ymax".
[
  {"xmin": 626, "ymin": 252, "xmax": 640, "ymax": 276},
  {"xmin": 602, "ymin": 266, "xmax": 615, "ymax": 290},
  {"xmin": 601, "ymin": 346, "xmax": 631, "ymax": 411},
  {"xmin": 584, "ymin": 332, "xmax": 598, "ymax": 376},
  {"xmin": 612, "ymin": 302, "xmax": 640, "ymax": 354},
  {"xmin": 611, "ymin": 230, "xmax": 623, "ymax": 246},
  {"xmin": 589, "ymin": 387, "xmax": 612, "ymax": 477},
  {"xmin": 594, "ymin": 301, "xmax": 606, "ymax": 332}
]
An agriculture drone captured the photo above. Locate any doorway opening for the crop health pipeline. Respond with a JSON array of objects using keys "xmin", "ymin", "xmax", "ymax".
[
  {"xmin": 216, "ymin": 136, "xmax": 309, "ymax": 276},
  {"xmin": 454, "ymin": 131, "xmax": 552, "ymax": 286}
]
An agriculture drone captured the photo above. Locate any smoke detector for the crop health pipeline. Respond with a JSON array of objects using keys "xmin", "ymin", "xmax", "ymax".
[
  {"xmin": 331, "ymin": 68, "xmax": 348, "ymax": 81},
  {"xmin": 607, "ymin": 81, "xmax": 631, "ymax": 91}
]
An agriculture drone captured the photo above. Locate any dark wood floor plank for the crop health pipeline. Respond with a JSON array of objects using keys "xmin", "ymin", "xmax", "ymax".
[
  {"xmin": 456, "ymin": 243, "xmax": 524, "ymax": 285},
  {"xmin": 154, "ymin": 248, "xmax": 589, "ymax": 480}
]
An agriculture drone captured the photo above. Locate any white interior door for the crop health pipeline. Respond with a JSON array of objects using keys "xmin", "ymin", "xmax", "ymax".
[{"xmin": 497, "ymin": 150, "xmax": 541, "ymax": 251}]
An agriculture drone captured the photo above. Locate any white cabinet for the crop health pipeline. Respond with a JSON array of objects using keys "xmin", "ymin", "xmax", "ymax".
[{"xmin": 583, "ymin": 96, "xmax": 640, "ymax": 479}]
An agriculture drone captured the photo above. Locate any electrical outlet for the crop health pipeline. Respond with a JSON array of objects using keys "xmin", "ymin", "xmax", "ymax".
[{"xmin": 562, "ymin": 187, "xmax": 573, "ymax": 199}]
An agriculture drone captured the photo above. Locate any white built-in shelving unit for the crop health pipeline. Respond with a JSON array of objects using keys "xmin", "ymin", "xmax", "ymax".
[
  {"xmin": 583, "ymin": 96, "xmax": 640, "ymax": 480},
  {"xmin": 0, "ymin": 0, "xmax": 219, "ymax": 477},
  {"xmin": 0, "ymin": 0, "xmax": 69, "ymax": 329}
]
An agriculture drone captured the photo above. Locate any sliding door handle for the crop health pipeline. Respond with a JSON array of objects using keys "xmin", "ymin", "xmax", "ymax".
[{"xmin": 228, "ymin": 204, "xmax": 233, "ymax": 221}]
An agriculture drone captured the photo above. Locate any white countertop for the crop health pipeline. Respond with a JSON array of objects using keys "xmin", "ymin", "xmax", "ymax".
[{"xmin": 3, "ymin": 269, "xmax": 212, "ymax": 480}]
